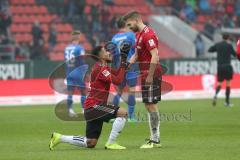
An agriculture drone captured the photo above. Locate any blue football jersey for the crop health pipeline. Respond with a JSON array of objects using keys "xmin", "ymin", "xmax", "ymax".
[
  {"xmin": 111, "ymin": 31, "xmax": 136, "ymax": 61},
  {"xmin": 64, "ymin": 44, "xmax": 86, "ymax": 84}
]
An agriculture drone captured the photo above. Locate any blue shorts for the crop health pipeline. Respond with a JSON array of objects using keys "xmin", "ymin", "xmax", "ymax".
[
  {"xmin": 66, "ymin": 64, "xmax": 88, "ymax": 91},
  {"xmin": 118, "ymin": 71, "xmax": 138, "ymax": 89},
  {"xmin": 119, "ymin": 63, "xmax": 139, "ymax": 89}
]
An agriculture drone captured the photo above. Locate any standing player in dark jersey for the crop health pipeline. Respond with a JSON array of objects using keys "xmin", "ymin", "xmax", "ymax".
[
  {"xmin": 123, "ymin": 11, "xmax": 162, "ymax": 149},
  {"xmin": 49, "ymin": 45, "xmax": 129, "ymax": 150},
  {"xmin": 208, "ymin": 34, "xmax": 237, "ymax": 107}
]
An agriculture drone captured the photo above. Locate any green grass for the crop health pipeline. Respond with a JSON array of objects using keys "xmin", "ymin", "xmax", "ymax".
[{"xmin": 0, "ymin": 99, "xmax": 239, "ymax": 160}]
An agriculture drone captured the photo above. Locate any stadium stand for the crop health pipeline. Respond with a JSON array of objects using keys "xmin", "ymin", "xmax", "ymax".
[
  {"xmin": 151, "ymin": 0, "xmax": 240, "ymax": 40},
  {"xmin": 7, "ymin": 0, "xmax": 240, "ymax": 60},
  {"xmin": 34, "ymin": 0, "xmax": 180, "ymax": 59},
  {"xmin": 9, "ymin": 0, "xmax": 91, "ymax": 60}
]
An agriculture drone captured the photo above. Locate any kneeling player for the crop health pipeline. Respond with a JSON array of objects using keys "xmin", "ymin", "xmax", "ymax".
[{"xmin": 49, "ymin": 45, "xmax": 129, "ymax": 150}]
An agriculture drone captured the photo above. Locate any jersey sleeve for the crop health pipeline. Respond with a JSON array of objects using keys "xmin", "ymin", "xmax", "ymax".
[
  {"xmin": 208, "ymin": 44, "xmax": 217, "ymax": 52},
  {"xmin": 144, "ymin": 33, "xmax": 157, "ymax": 52},
  {"xmin": 230, "ymin": 45, "xmax": 237, "ymax": 57},
  {"xmin": 78, "ymin": 46, "xmax": 85, "ymax": 55}
]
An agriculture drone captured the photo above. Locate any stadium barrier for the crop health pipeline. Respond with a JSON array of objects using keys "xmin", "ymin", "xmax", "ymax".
[
  {"xmin": 0, "ymin": 74, "xmax": 240, "ymax": 106},
  {"xmin": 0, "ymin": 58, "xmax": 240, "ymax": 80}
]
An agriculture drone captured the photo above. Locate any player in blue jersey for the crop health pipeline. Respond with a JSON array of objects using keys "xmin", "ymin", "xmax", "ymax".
[
  {"xmin": 111, "ymin": 17, "xmax": 138, "ymax": 122},
  {"xmin": 64, "ymin": 31, "xmax": 87, "ymax": 117}
]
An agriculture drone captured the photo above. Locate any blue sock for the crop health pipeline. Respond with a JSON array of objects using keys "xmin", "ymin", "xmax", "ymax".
[
  {"xmin": 67, "ymin": 95, "xmax": 73, "ymax": 110},
  {"xmin": 113, "ymin": 94, "xmax": 121, "ymax": 106},
  {"xmin": 128, "ymin": 95, "xmax": 136, "ymax": 119},
  {"xmin": 81, "ymin": 95, "xmax": 86, "ymax": 109},
  {"xmin": 128, "ymin": 105, "xmax": 135, "ymax": 119}
]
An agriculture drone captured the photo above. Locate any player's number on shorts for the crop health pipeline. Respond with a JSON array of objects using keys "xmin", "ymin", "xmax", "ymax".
[{"xmin": 65, "ymin": 49, "xmax": 75, "ymax": 64}]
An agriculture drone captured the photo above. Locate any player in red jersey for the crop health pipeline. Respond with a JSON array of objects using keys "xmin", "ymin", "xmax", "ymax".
[
  {"xmin": 50, "ymin": 45, "xmax": 129, "ymax": 150},
  {"xmin": 123, "ymin": 11, "xmax": 162, "ymax": 149}
]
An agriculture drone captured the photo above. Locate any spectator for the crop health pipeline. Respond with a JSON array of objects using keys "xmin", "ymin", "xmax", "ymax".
[
  {"xmin": 48, "ymin": 23, "xmax": 57, "ymax": 51},
  {"xmin": 0, "ymin": 34, "xmax": 9, "ymax": 44},
  {"xmin": 77, "ymin": 0, "xmax": 86, "ymax": 16},
  {"xmin": 198, "ymin": 0, "xmax": 212, "ymax": 14},
  {"xmin": 171, "ymin": 0, "xmax": 183, "ymax": 13},
  {"xmin": 180, "ymin": 3, "xmax": 196, "ymax": 22},
  {"xmin": 0, "ymin": 9, "xmax": 12, "ymax": 36},
  {"xmin": 90, "ymin": 5, "xmax": 101, "ymax": 33},
  {"xmin": 204, "ymin": 19, "xmax": 215, "ymax": 40},
  {"xmin": 235, "ymin": 0, "xmax": 240, "ymax": 17},
  {"xmin": 194, "ymin": 32, "xmax": 205, "ymax": 57},
  {"xmin": 31, "ymin": 21, "xmax": 43, "ymax": 46},
  {"xmin": 103, "ymin": 0, "xmax": 114, "ymax": 6},
  {"xmin": 222, "ymin": 15, "xmax": 235, "ymax": 28},
  {"xmin": 101, "ymin": 5, "xmax": 110, "ymax": 39},
  {"xmin": 225, "ymin": 0, "xmax": 234, "ymax": 16},
  {"xmin": 30, "ymin": 40, "xmax": 47, "ymax": 60},
  {"xmin": 64, "ymin": 0, "xmax": 75, "ymax": 18}
]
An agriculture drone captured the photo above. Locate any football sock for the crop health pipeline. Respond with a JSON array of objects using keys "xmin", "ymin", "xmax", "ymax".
[
  {"xmin": 81, "ymin": 95, "xmax": 86, "ymax": 109},
  {"xmin": 148, "ymin": 112, "xmax": 160, "ymax": 142},
  {"xmin": 67, "ymin": 95, "xmax": 73, "ymax": 110},
  {"xmin": 128, "ymin": 95, "xmax": 136, "ymax": 119},
  {"xmin": 226, "ymin": 87, "xmax": 230, "ymax": 104},
  {"xmin": 215, "ymin": 86, "xmax": 221, "ymax": 98},
  {"xmin": 128, "ymin": 105, "xmax": 135, "ymax": 119},
  {"xmin": 60, "ymin": 135, "xmax": 87, "ymax": 147},
  {"xmin": 107, "ymin": 117, "xmax": 126, "ymax": 144},
  {"xmin": 113, "ymin": 94, "xmax": 121, "ymax": 106}
]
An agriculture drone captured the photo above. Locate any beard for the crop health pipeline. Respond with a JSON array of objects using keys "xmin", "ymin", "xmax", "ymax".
[{"xmin": 130, "ymin": 25, "xmax": 139, "ymax": 33}]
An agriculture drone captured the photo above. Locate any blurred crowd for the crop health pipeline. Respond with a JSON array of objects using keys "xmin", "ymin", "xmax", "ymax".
[
  {"xmin": 2, "ymin": 0, "xmax": 240, "ymax": 60},
  {"xmin": 56, "ymin": 0, "xmax": 118, "ymax": 46},
  {"xmin": 170, "ymin": 0, "xmax": 240, "ymax": 40}
]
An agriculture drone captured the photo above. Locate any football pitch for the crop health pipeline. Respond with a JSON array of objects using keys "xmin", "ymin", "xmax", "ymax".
[{"xmin": 0, "ymin": 99, "xmax": 239, "ymax": 160}]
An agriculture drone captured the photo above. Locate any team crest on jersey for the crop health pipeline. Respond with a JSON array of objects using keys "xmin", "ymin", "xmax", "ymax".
[
  {"xmin": 148, "ymin": 39, "xmax": 155, "ymax": 47},
  {"xmin": 102, "ymin": 69, "xmax": 110, "ymax": 77}
]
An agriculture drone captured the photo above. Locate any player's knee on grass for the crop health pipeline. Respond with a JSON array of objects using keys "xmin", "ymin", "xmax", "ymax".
[
  {"xmin": 87, "ymin": 139, "xmax": 98, "ymax": 148},
  {"xmin": 117, "ymin": 108, "xmax": 128, "ymax": 118}
]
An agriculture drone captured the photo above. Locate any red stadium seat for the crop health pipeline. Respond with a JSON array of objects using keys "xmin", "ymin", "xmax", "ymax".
[
  {"xmin": 27, "ymin": 0, "xmax": 35, "ymax": 5},
  {"xmin": 84, "ymin": 5, "xmax": 91, "ymax": 14},
  {"xmin": 10, "ymin": 0, "xmax": 19, "ymax": 5},
  {"xmin": 41, "ymin": 24, "xmax": 49, "ymax": 32},
  {"xmin": 83, "ymin": 43, "xmax": 92, "ymax": 51},
  {"xmin": 49, "ymin": 52, "xmax": 64, "ymax": 61},
  {"xmin": 153, "ymin": 0, "xmax": 170, "ymax": 6},
  {"xmin": 39, "ymin": 6, "xmax": 48, "ymax": 14}
]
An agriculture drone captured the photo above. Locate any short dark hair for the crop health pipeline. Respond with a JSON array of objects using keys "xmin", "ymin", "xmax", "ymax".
[
  {"xmin": 116, "ymin": 17, "xmax": 126, "ymax": 29},
  {"xmin": 123, "ymin": 10, "xmax": 141, "ymax": 21},
  {"xmin": 222, "ymin": 34, "xmax": 229, "ymax": 40},
  {"xmin": 91, "ymin": 46, "xmax": 103, "ymax": 57}
]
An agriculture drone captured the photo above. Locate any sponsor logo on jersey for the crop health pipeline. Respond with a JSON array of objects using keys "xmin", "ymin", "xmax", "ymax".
[{"xmin": 102, "ymin": 69, "xmax": 110, "ymax": 77}]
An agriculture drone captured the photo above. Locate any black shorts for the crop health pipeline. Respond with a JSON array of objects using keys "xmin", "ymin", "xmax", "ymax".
[
  {"xmin": 141, "ymin": 77, "xmax": 161, "ymax": 104},
  {"xmin": 217, "ymin": 65, "xmax": 233, "ymax": 82},
  {"xmin": 84, "ymin": 104, "xmax": 119, "ymax": 139}
]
